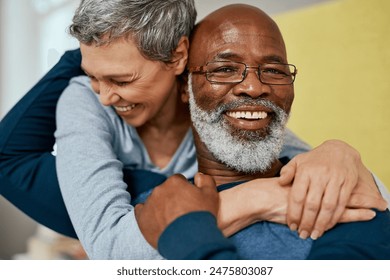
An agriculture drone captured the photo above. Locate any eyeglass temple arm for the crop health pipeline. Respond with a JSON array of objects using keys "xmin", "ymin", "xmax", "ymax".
[{"xmin": 187, "ymin": 66, "xmax": 207, "ymax": 73}]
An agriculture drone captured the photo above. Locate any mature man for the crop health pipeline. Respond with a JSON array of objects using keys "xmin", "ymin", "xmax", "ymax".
[{"xmin": 135, "ymin": 4, "xmax": 390, "ymax": 259}]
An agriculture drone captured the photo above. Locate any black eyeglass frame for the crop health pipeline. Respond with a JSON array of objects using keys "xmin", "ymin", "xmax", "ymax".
[{"xmin": 187, "ymin": 61, "xmax": 298, "ymax": 85}]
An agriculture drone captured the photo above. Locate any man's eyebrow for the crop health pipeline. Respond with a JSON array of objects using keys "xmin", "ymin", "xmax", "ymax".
[
  {"xmin": 212, "ymin": 53, "xmax": 286, "ymax": 64},
  {"xmin": 213, "ymin": 52, "xmax": 241, "ymax": 61}
]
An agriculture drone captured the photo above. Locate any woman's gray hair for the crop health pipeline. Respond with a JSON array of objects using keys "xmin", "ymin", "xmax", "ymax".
[{"xmin": 69, "ymin": 0, "xmax": 197, "ymax": 62}]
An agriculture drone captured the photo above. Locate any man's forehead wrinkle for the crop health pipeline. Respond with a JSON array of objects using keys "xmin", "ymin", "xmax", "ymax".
[
  {"xmin": 201, "ymin": 15, "xmax": 281, "ymax": 46},
  {"xmin": 205, "ymin": 29, "xmax": 285, "ymax": 62}
]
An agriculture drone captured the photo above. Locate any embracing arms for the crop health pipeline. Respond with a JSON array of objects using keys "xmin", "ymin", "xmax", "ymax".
[{"xmin": 136, "ymin": 171, "xmax": 390, "ymax": 260}]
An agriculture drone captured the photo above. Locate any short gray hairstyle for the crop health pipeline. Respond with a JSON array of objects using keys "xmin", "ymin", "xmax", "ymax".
[{"xmin": 69, "ymin": 0, "xmax": 197, "ymax": 62}]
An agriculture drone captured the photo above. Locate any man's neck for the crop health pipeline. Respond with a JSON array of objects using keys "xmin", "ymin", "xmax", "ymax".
[{"xmin": 198, "ymin": 157, "xmax": 283, "ymax": 186}]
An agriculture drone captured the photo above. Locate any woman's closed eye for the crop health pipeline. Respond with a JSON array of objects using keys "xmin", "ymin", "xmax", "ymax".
[{"xmin": 112, "ymin": 80, "xmax": 131, "ymax": 87}]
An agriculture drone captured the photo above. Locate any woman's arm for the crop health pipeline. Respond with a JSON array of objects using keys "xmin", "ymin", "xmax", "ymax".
[
  {"xmin": 217, "ymin": 176, "xmax": 385, "ymax": 237},
  {"xmin": 55, "ymin": 76, "xmax": 162, "ymax": 259},
  {"xmin": 0, "ymin": 49, "xmax": 83, "ymax": 237}
]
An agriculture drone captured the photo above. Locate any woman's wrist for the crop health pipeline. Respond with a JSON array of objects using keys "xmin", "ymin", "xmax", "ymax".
[{"xmin": 217, "ymin": 180, "xmax": 284, "ymax": 236}]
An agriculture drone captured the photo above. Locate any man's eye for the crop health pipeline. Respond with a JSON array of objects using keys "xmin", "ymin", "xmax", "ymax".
[
  {"xmin": 211, "ymin": 66, "xmax": 239, "ymax": 74},
  {"xmin": 262, "ymin": 68, "xmax": 287, "ymax": 76},
  {"xmin": 216, "ymin": 67, "xmax": 234, "ymax": 72}
]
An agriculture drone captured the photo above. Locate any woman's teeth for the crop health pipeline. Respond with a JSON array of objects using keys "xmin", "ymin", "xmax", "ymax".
[{"xmin": 114, "ymin": 104, "xmax": 136, "ymax": 112}]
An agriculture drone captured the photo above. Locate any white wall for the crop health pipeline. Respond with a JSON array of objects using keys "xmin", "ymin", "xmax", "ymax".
[
  {"xmin": 0, "ymin": 0, "xmax": 41, "ymax": 261},
  {"xmin": 0, "ymin": 0, "xmax": 39, "ymax": 118},
  {"xmin": 0, "ymin": 0, "xmax": 79, "ymax": 118}
]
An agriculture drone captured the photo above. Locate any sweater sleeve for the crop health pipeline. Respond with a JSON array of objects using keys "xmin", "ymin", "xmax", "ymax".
[
  {"xmin": 0, "ymin": 49, "xmax": 83, "ymax": 237},
  {"xmin": 55, "ymin": 76, "xmax": 162, "ymax": 259},
  {"xmin": 158, "ymin": 211, "xmax": 238, "ymax": 260}
]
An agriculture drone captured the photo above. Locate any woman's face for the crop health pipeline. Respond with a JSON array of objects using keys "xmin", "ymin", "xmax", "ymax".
[{"xmin": 80, "ymin": 37, "xmax": 185, "ymax": 127}]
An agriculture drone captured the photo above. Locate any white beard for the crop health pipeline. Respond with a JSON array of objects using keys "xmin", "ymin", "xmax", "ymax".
[{"xmin": 188, "ymin": 74, "xmax": 289, "ymax": 173}]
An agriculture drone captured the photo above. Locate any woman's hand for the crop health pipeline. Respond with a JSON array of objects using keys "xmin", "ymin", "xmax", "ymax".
[{"xmin": 279, "ymin": 140, "xmax": 388, "ymax": 240}]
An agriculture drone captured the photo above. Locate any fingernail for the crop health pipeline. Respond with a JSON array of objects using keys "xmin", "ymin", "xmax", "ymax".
[
  {"xmin": 310, "ymin": 230, "xmax": 320, "ymax": 240},
  {"xmin": 289, "ymin": 223, "xmax": 298, "ymax": 231},
  {"xmin": 299, "ymin": 230, "xmax": 309, "ymax": 240}
]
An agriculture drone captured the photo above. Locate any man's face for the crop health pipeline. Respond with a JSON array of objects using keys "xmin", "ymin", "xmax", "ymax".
[
  {"xmin": 80, "ymin": 37, "xmax": 180, "ymax": 127},
  {"xmin": 187, "ymin": 12, "xmax": 295, "ymax": 173}
]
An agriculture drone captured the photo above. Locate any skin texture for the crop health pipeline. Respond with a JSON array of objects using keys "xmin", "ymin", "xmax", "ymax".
[
  {"xmin": 135, "ymin": 4, "xmax": 388, "ymax": 248},
  {"xmin": 80, "ymin": 37, "xmax": 191, "ymax": 168},
  {"xmin": 186, "ymin": 4, "xmax": 294, "ymax": 184}
]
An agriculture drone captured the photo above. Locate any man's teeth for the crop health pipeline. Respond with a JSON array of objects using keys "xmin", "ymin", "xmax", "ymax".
[
  {"xmin": 226, "ymin": 111, "xmax": 268, "ymax": 120},
  {"xmin": 114, "ymin": 104, "xmax": 136, "ymax": 112}
]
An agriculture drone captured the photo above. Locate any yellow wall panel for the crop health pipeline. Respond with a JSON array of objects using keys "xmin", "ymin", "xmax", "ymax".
[{"xmin": 275, "ymin": 0, "xmax": 390, "ymax": 189}]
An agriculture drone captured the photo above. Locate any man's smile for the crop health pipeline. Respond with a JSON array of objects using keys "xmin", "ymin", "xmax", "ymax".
[
  {"xmin": 226, "ymin": 110, "xmax": 268, "ymax": 120},
  {"xmin": 224, "ymin": 107, "xmax": 272, "ymax": 131}
]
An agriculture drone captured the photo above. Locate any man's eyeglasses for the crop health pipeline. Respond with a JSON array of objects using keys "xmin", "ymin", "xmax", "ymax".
[{"xmin": 187, "ymin": 61, "xmax": 297, "ymax": 85}]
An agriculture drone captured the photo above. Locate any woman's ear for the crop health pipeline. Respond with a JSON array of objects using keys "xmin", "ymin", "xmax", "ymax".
[{"xmin": 171, "ymin": 36, "xmax": 189, "ymax": 75}]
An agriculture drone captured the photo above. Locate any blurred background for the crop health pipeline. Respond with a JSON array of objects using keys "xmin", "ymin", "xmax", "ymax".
[{"xmin": 0, "ymin": 0, "xmax": 389, "ymax": 259}]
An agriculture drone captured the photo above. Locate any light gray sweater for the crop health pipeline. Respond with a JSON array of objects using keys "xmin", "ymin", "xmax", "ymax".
[{"xmin": 55, "ymin": 76, "xmax": 389, "ymax": 259}]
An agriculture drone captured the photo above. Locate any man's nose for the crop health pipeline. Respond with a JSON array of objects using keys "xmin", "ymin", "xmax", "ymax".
[{"xmin": 232, "ymin": 67, "xmax": 271, "ymax": 98}]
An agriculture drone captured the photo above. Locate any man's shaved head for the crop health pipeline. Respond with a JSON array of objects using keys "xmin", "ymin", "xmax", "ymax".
[{"xmin": 188, "ymin": 4, "xmax": 286, "ymax": 67}]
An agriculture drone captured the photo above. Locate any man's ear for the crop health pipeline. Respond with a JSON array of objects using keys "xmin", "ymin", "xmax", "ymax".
[{"xmin": 171, "ymin": 36, "xmax": 189, "ymax": 75}]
